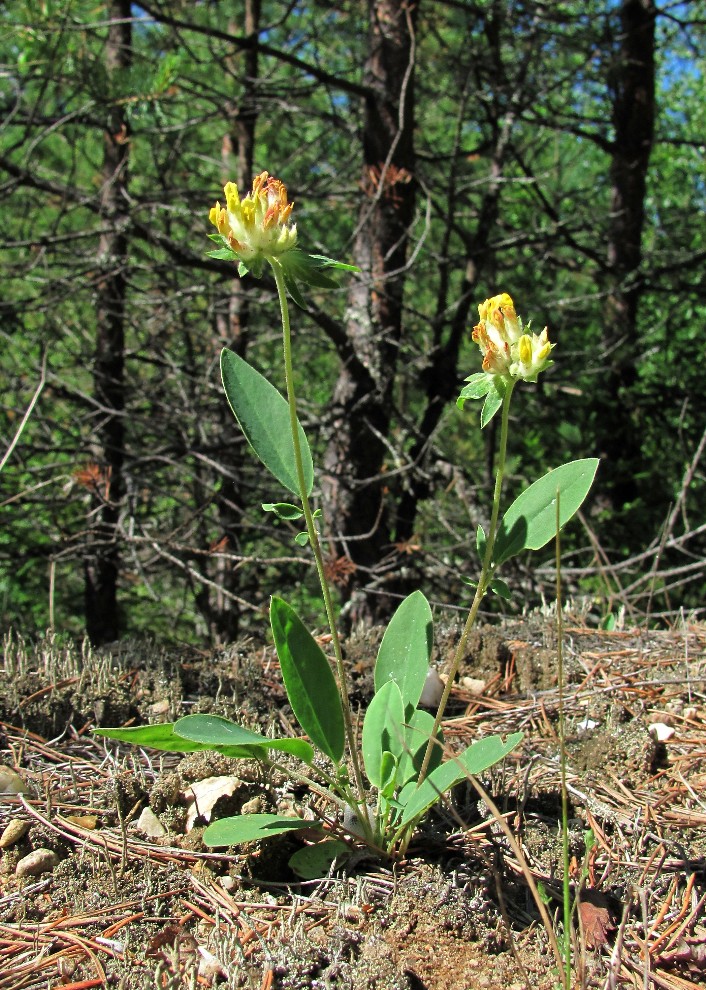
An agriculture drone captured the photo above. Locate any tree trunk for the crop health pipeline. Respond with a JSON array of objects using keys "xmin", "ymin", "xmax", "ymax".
[
  {"xmin": 198, "ymin": 0, "xmax": 262, "ymax": 643},
  {"xmin": 84, "ymin": 0, "xmax": 132, "ymax": 644},
  {"xmin": 322, "ymin": 0, "xmax": 418, "ymax": 621},
  {"xmin": 601, "ymin": 0, "xmax": 656, "ymax": 511}
]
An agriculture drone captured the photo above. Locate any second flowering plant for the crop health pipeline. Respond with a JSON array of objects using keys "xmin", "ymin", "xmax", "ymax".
[{"xmin": 97, "ymin": 173, "xmax": 597, "ymax": 874}]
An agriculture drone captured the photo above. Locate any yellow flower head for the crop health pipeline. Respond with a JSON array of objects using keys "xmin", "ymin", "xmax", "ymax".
[
  {"xmin": 209, "ymin": 172, "xmax": 297, "ymax": 266},
  {"xmin": 472, "ymin": 292, "xmax": 553, "ymax": 382}
]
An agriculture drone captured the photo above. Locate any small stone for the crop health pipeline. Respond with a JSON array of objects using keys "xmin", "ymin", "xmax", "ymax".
[
  {"xmin": 149, "ymin": 699, "xmax": 171, "ymax": 718},
  {"xmin": 182, "ymin": 776, "xmax": 240, "ymax": 831},
  {"xmin": 460, "ymin": 676, "xmax": 486, "ymax": 695},
  {"xmin": 15, "ymin": 848, "xmax": 59, "ymax": 878},
  {"xmin": 0, "ymin": 819, "xmax": 31, "ymax": 849},
  {"xmin": 648, "ymin": 722, "xmax": 675, "ymax": 742},
  {"xmin": 136, "ymin": 806, "xmax": 167, "ymax": 838},
  {"xmin": 219, "ymin": 875, "xmax": 236, "ymax": 892},
  {"xmin": 241, "ymin": 795, "xmax": 263, "ymax": 816},
  {"xmin": 0, "ymin": 765, "xmax": 30, "ymax": 795}
]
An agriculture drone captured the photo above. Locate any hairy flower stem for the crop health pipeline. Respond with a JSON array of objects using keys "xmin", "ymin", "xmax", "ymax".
[
  {"xmin": 270, "ymin": 260, "xmax": 369, "ymax": 823},
  {"xmin": 417, "ymin": 382, "xmax": 516, "ymax": 786}
]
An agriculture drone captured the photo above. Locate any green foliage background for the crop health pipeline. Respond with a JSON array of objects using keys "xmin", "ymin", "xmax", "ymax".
[{"xmin": 1, "ymin": 0, "xmax": 705, "ymax": 641}]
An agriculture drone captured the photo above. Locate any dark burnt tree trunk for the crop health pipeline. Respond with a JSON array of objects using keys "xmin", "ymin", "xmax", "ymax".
[
  {"xmin": 84, "ymin": 0, "xmax": 132, "ymax": 644},
  {"xmin": 322, "ymin": 0, "xmax": 418, "ymax": 621},
  {"xmin": 601, "ymin": 0, "xmax": 656, "ymax": 515}
]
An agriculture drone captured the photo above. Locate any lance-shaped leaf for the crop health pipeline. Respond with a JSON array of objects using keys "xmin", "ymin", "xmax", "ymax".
[
  {"xmin": 395, "ymin": 709, "xmax": 444, "ymax": 789},
  {"xmin": 270, "ymin": 596, "xmax": 345, "ymax": 763},
  {"xmin": 221, "ymin": 348, "xmax": 313, "ymax": 496},
  {"xmin": 94, "ymin": 723, "xmax": 257, "ymax": 757},
  {"xmin": 173, "ymin": 714, "xmax": 314, "ymax": 763},
  {"xmin": 398, "ymin": 732, "xmax": 523, "ymax": 827},
  {"xmin": 493, "ymin": 458, "xmax": 599, "ymax": 565},
  {"xmin": 203, "ymin": 813, "xmax": 320, "ymax": 847},
  {"xmin": 374, "ymin": 590, "xmax": 433, "ymax": 714}
]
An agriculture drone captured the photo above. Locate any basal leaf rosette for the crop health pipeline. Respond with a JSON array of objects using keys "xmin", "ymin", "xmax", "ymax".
[
  {"xmin": 207, "ymin": 171, "xmax": 357, "ymax": 302},
  {"xmin": 458, "ymin": 292, "xmax": 555, "ymax": 425}
]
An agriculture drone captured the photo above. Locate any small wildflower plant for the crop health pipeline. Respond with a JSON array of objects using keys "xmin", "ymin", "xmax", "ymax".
[{"xmin": 96, "ymin": 173, "xmax": 598, "ymax": 874}]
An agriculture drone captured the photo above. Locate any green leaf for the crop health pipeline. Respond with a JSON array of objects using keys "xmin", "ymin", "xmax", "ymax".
[
  {"xmin": 399, "ymin": 732, "xmax": 523, "ymax": 827},
  {"xmin": 94, "ymin": 723, "xmax": 226, "ymax": 754},
  {"xmin": 220, "ymin": 348, "xmax": 314, "ymax": 497},
  {"xmin": 379, "ymin": 751, "xmax": 399, "ymax": 798},
  {"xmin": 94, "ymin": 722, "xmax": 261, "ymax": 757},
  {"xmin": 203, "ymin": 813, "xmax": 318, "ymax": 847},
  {"xmin": 396, "ymin": 709, "xmax": 444, "ymax": 789},
  {"xmin": 207, "ymin": 247, "xmax": 239, "ymax": 261},
  {"xmin": 457, "ymin": 373, "xmax": 494, "ymax": 409},
  {"xmin": 490, "ymin": 578, "xmax": 511, "ymax": 600},
  {"xmin": 493, "ymin": 458, "xmax": 599, "ymax": 566},
  {"xmin": 270, "ymin": 597, "xmax": 345, "ymax": 763},
  {"xmin": 374, "ymin": 590, "xmax": 433, "ymax": 713},
  {"xmin": 262, "ymin": 502, "xmax": 304, "ymax": 521},
  {"xmin": 294, "ymin": 531, "xmax": 309, "ymax": 546},
  {"xmin": 362, "ymin": 680, "xmax": 405, "ymax": 788},
  {"xmin": 173, "ymin": 714, "xmax": 314, "ymax": 763},
  {"xmin": 476, "ymin": 524, "xmax": 486, "ymax": 561},
  {"xmin": 480, "ymin": 379, "xmax": 505, "ymax": 427},
  {"xmin": 288, "ymin": 838, "xmax": 350, "ymax": 879}
]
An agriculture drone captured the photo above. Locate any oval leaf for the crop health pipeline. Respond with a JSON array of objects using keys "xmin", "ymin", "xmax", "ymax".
[
  {"xmin": 493, "ymin": 458, "xmax": 599, "ymax": 565},
  {"xmin": 374, "ymin": 591, "xmax": 433, "ymax": 714},
  {"xmin": 270, "ymin": 597, "xmax": 345, "ymax": 763},
  {"xmin": 289, "ymin": 838, "xmax": 350, "ymax": 879},
  {"xmin": 221, "ymin": 348, "xmax": 313, "ymax": 496},
  {"xmin": 203, "ymin": 813, "xmax": 318, "ymax": 847},
  {"xmin": 362, "ymin": 680, "xmax": 405, "ymax": 789}
]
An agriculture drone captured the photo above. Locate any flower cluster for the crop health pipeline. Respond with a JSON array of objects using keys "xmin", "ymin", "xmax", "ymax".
[
  {"xmin": 209, "ymin": 172, "xmax": 297, "ymax": 266},
  {"xmin": 472, "ymin": 292, "xmax": 553, "ymax": 382}
]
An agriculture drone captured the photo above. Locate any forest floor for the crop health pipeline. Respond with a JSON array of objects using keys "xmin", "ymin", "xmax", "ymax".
[{"xmin": 0, "ymin": 611, "xmax": 705, "ymax": 990}]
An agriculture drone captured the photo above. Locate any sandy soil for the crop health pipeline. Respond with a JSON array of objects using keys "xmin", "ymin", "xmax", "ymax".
[{"xmin": 1, "ymin": 613, "xmax": 705, "ymax": 989}]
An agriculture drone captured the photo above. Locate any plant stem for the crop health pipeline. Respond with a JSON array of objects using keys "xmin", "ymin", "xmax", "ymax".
[
  {"xmin": 556, "ymin": 492, "xmax": 571, "ymax": 989},
  {"xmin": 269, "ymin": 260, "xmax": 369, "ymax": 821},
  {"xmin": 417, "ymin": 381, "xmax": 516, "ymax": 786}
]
